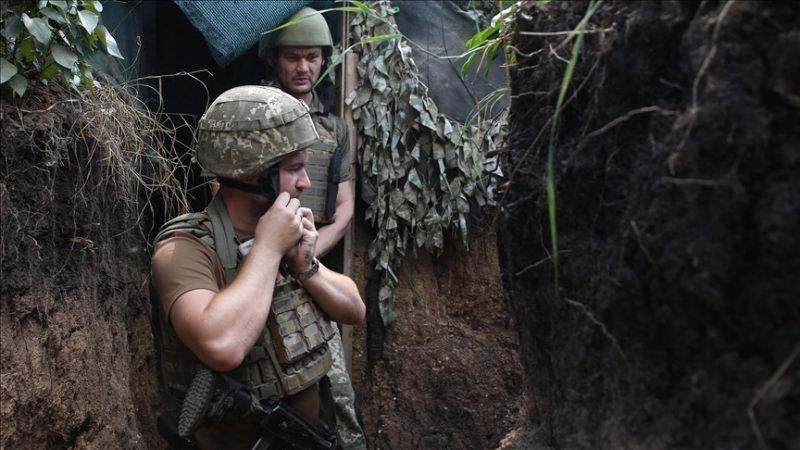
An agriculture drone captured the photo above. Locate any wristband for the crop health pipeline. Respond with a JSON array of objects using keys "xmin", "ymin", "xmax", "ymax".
[{"xmin": 294, "ymin": 257, "xmax": 320, "ymax": 283}]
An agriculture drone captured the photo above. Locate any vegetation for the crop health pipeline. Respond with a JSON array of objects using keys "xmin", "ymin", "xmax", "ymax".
[
  {"xmin": 460, "ymin": 1, "xmax": 519, "ymax": 78},
  {"xmin": 0, "ymin": 0, "xmax": 124, "ymax": 98},
  {"xmin": 347, "ymin": 2, "xmax": 503, "ymax": 324}
]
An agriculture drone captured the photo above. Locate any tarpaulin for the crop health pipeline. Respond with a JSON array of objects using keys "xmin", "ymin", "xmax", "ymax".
[
  {"xmin": 173, "ymin": 0, "xmax": 310, "ymax": 67},
  {"xmin": 393, "ymin": 1, "xmax": 507, "ymax": 123}
]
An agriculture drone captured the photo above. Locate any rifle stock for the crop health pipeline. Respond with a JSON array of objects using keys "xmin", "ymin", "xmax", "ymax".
[{"xmin": 165, "ymin": 368, "xmax": 336, "ymax": 450}]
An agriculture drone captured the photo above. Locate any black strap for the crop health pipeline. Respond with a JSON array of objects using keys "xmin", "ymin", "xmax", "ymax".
[
  {"xmin": 218, "ymin": 167, "xmax": 279, "ymax": 200},
  {"xmin": 324, "ymin": 142, "xmax": 344, "ymax": 222}
]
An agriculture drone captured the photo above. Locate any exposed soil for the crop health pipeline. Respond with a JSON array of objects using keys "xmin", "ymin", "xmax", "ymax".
[
  {"xmin": 498, "ymin": 1, "xmax": 800, "ymax": 448},
  {"xmin": 0, "ymin": 86, "xmax": 164, "ymax": 449},
  {"xmin": 350, "ymin": 213, "xmax": 523, "ymax": 450}
]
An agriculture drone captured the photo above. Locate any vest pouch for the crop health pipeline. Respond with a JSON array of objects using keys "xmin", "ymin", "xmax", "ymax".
[{"xmin": 267, "ymin": 278, "xmax": 336, "ymax": 365}]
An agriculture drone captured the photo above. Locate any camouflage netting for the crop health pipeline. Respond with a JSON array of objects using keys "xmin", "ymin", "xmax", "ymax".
[{"xmin": 347, "ymin": 2, "xmax": 504, "ymax": 324}]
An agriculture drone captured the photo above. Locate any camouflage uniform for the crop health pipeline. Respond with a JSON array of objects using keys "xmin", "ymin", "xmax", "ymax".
[{"xmin": 258, "ymin": 83, "xmax": 366, "ymax": 450}]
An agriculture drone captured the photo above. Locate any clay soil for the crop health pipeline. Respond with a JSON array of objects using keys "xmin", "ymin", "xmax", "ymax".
[
  {"xmin": 350, "ymin": 216, "xmax": 523, "ymax": 450},
  {"xmin": 498, "ymin": 1, "xmax": 800, "ymax": 449},
  {"xmin": 0, "ymin": 87, "xmax": 164, "ymax": 448}
]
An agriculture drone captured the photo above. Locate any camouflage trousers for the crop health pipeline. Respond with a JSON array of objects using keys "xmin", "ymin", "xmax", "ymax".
[{"xmin": 326, "ymin": 325, "xmax": 367, "ymax": 450}]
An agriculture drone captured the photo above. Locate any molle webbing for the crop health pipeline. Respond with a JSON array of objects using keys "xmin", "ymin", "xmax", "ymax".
[
  {"xmin": 268, "ymin": 280, "xmax": 336, "ymax": 364},
  {"xmin": 303, "ymin": 114, "xmax": 343, "ymax": 224}
]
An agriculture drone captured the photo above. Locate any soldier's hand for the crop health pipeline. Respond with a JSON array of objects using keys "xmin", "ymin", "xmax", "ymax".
[
  {"xmin": 287, "ymin": 207, "xmax": 318, "ymax": 274},
  {"xmin": 256, "ymin": 192, "xmax": 303, "ymax": 256}
]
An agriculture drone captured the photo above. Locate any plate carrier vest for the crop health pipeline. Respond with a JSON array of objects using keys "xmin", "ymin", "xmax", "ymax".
[
  {"xmin": 152, "ymin": 195, "xmax": 335, "ymax": 405},
  {"xmin": 304, "ymin": 112, "xmax": 343, "ymax": 225}
]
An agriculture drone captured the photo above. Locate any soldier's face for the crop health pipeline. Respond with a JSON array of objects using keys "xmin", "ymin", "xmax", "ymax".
[
  {"xmin": 277, "ymin": 150, "xmax": 311, "ymax": 198},
  {"xmin": 276, "ymin": 46, "xmax": 324, "ymax": 96}
]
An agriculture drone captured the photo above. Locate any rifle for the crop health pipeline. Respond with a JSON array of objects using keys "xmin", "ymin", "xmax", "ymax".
[{"xmin": 158, "ymin": 368, "xmax": 337, "ymax": 450}]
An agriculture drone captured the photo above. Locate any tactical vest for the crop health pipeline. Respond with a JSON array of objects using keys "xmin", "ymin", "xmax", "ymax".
[
  {"xmin": 304, "ymin": 113, "xmax": 342, "ymax": 224},
  {"xmin": 152, "ymin": 195, "xmax": 335, "ymax": 405}
]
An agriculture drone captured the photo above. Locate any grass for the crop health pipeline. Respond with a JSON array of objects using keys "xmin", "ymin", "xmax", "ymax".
[
  {"xmin": 545, "ymin": 0, "xmax": 603, "ymax": 290},
  {"xmin": 2, "ymin": 80, "xmax": 190, "ymax": 245}
]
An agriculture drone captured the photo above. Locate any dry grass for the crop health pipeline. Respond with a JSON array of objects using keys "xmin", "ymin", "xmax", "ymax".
[{"xmin": 1, "ymin": 81, "xmax": 190, "ymax": 246}]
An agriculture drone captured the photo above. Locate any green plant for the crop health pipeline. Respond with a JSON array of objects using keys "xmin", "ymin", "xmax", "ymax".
[
  {"xmin": 546, "ymin": 0, "xmax": 603, "ymax": 288},
  {"xmin": 460, "ymin": 1, "xmax": 519, "ymax": 78},
  {"xmin": 0, "ymin": 0, "xmax": 123, "ymax": 98}
]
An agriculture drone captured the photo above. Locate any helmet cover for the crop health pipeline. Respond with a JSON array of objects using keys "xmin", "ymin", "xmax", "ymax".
[
  {"xmin": 196, "ymin": 85, "xmax": 319, "ymax": 180},
  {"xmin": 258, "ymin": 7, "xmax": 333, "ymax": 59}
]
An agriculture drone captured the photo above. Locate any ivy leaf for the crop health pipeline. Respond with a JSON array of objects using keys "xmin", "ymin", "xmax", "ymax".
[
  {"xmin": 1, "ymin": 15, "xmax": 22, "ymax": 41},
  {"xmin": 77, "ymin": 10, "xmax": 98, "ymax": 34},
  {"xmin": 52, "ymin": 43, "xmax": 78, "ymax": 69},
  {"xmin": 1, "ymin": 58, "xmax": 18, "ymax": 84},
  {"xmin": 22, "ymin": 13, "xmax": 53, "ymax": 45},
  {"xmin": 48, "ymin": 0, "xmax": 67, "ymax": 10},
  {"xmin": 40, "ymin": 6, "xmax": 67, "ymax": 24},
  {"xmin": 97, "ymin": 25, "xmax": 124, "ymax": 59},
  {"xmin": 7, "ymin": 73, "xmax": 28, "ymax": 97},
  {"xmin": 40, "ymin": 56, "xmax": 60, "ymax": 79}
]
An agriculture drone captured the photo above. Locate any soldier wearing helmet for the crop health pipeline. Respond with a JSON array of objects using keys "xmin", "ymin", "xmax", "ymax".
[
  {"xmin": 151, "ymin": 85, "xmax": 365, "ymax": 448},
  {"xmin": 258, "ymin": 7, "xmax": 354, "ymax": 253},
  {"xmin": 259, "ymin": 8, "xmax": 367, "ymax": 450}
]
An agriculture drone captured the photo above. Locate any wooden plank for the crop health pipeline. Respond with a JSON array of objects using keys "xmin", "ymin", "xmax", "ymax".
[{"xmin": 338, "ymin": 10, "xmax": 360, "ymax": 374}]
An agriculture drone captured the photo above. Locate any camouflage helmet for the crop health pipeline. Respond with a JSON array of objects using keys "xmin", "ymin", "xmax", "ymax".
[
  {"xmin": 196, "ymin": 85, "xmax": 319, "ymax": 180},
  {"xmin": 258, "ymin": 7, "xmax": 333, "ymax": 59}
]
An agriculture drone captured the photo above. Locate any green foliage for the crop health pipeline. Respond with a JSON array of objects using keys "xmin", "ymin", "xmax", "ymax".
[
  {"xmin": 546, "ymin": 0, "xmax": 603, "ymax": 289},
  {"xmin": 0, "ymin": 0, "xmax": 124, "ymax": 98},
  {"xmin": 460, "ymin": 2, "xmax": 519, "ymax": 78},
  {"xmin": 348, "ymin": 2, "xmax": 502, "ymax": 324}
]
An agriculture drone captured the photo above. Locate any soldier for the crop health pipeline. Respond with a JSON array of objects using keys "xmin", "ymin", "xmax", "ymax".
[
  {"xmin": 258, "ymin": 7, "xmax": 368, "ymax": 450},
  {"xmin": 151, "ymin": 85, "xmax": 365, "ymax": 448}
]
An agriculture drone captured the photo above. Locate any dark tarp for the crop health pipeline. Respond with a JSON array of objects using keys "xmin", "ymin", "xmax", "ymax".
[
  {"xmin": 173, "ymin": 0, "xmax": 311, "ymax": 67},
  {"xmin": 393, "ymin": 1, "xmax": 507, "ymax": 123}
]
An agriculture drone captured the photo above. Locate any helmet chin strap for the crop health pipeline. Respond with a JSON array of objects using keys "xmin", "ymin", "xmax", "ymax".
[{"xmin": 218, "ymin": 167, "xmax": 281, "ymax": 200}]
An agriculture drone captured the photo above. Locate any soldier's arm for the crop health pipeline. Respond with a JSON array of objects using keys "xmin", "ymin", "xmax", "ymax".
[
  {"xmin": 288, "ymin": 207, "xmax": 364, "ymax": 324},
  {"xmin": 314, "ymin": 179, "xmax": 354, "ymax": 257},
  {"xmin": 169, "ymin": 193, "xmax": 304, "ymax": 372},
  {"xmin": 300, "ymin": 262, "xmax": 365, "ymax": 325}
]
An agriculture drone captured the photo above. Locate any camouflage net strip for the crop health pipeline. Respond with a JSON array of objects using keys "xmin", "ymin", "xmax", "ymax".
[{"xmin": 347, "ymin": 2, "xmax": 503, "ymax": 325}]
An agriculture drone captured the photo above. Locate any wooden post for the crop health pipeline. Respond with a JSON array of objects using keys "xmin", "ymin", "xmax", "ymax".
[{"xmin": 338, "ymin": 9, "xmax": 360, "ymax": 374}]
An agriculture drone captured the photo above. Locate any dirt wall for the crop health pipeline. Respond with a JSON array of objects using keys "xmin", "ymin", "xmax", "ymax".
[
  {"xmin": 351, "ymin": 214, "xmax": 523, "ymax": 450},
  {"xmin": 0, "ymin": 88, "xmax": 163, "ymax": 449},
  {"xmin": 498, "ymin": 1, "xmax": 800, "ymax": 448}
]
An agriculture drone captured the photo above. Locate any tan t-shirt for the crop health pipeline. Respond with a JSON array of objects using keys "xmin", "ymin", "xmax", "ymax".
[{"xmin": 151, "ymin": 232, "xmax": 225, "ymax": 321}]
